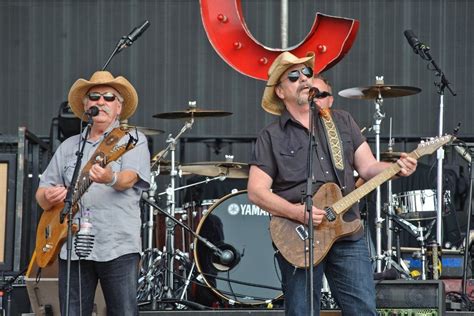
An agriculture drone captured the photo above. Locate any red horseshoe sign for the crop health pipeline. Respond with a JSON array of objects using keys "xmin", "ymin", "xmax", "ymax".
[{"xmin": 200, "ymin": 0, "xmax": 359, "ymax": 80}]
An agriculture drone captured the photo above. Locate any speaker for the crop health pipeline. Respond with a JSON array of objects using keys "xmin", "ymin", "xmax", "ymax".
[
  {"xmin": 25, "ymin": 251, "xmax": 106, "ymax": 315},
  {"xmin": 375, "ymin": 280, "xmax": 445, "ymax": 311}
]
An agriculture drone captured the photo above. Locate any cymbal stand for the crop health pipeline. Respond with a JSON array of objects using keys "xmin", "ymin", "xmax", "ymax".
[
  {"xmin": 385, "ymin": 119, "xmax": 395, "ymax": 269},
  {"xmin": 373, "ymin": 76, "xmax": 386, "ymax": 273},
  {"xmin": 151, "ymin": 117, "xmax": 195, "ymax": 305}
]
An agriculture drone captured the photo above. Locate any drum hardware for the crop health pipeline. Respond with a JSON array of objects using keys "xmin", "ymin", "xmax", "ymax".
[
  {"xmin": 389, "ymin": 213, "xmax": 437, "ymax": 280},
  {"xmin": 339, "ymin": 77, "xmax": 422, "ymax": 273},
  {"xmin": 140, "ymin": 196, "xmax": 247, "ymax": 306}
]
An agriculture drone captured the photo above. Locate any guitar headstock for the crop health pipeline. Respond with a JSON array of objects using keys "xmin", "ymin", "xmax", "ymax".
[{"xmin": 414, "ymin": 135, "xmax": 455, "ymax": 157}]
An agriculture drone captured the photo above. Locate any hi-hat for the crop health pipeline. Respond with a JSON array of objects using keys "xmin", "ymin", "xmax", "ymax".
[
  {"xmin": 338, "ymin": 85, "xmax": 421, "ymax": 100},
  {"xmin": 380, "ymin": 151, "xmax": 402, "ymax": 162},
  {"xmin": 153, "ymin": 107, "xmax": 232, "ymax": 119},
  {"xmin": 121, "ymin": 124, "xmax": 164, "ymax": 136},
  {"xmin": 151, "ymin": 159, "xmax": 192, "ymax": 176},
  {"xmin": 180, "ymin": 161, "xmax": 249, "ymax": 179}
]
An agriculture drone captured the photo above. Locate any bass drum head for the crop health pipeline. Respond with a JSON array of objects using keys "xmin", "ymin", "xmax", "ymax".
[{"xmin": 193, "ymin": 190, "xmax": 282, "ymax": 305}]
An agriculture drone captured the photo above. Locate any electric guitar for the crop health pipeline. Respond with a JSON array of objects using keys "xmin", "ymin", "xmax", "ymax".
[
  {"xmin": 35, "ymin": 129, "xmax": 135, "ymax": 268},
  {"xmin": 270, "ymin": 135, "xmax": 453, "ymax": 268}
]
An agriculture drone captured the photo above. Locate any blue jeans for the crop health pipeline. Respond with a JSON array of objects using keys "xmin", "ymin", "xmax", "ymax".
[
  {"xmin": 276, "ymin": 238, "xmax": 376, "ymax": 316},
  {"xmin": 58, "ymin": 253, "xmax": 139, "ymax": 316}
]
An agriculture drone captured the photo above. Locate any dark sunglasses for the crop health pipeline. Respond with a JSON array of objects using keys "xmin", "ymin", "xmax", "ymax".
[
  {"xmin": 284, "ymin": 67, "xmax": 313, "ymax": 83},
  {"xmin": 87, "ymin": 92, "xmax": 117, "ymax": 102},
  {"xmin": 315, "ymin": 91, "xmax": 332, "ymax": 99}
]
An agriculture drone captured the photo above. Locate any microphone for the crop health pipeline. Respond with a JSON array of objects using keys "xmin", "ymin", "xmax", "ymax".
[
  {"xmin": 212, "ymin": 243, "xmax": 241, "ymax": 271},
  {"xmin": 454, "ymin": 145, "xmax": 471, "ymax": 163},
  {"xmin": 125, "ymin": 20, "xmax": 151, "ymax": 46},
  {"xmin": 404, "ymin": 30, "xmax": 428, "ymax": 54},
  {"xmin": 308, "ymin": 87, "xmax": 320, "ymax": 101},
  {"xmin": 219, "ymin": 249, "xmax": 235, "ymax": 265},
  {"xmin": 85, "ymin": 106, "xmax": 99, "ymax": 117}
]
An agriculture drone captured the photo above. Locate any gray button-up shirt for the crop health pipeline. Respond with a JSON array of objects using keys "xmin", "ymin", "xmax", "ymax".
[{"xmin": 39, "ymin": 121, "xmax": 151, "ymax": 261}]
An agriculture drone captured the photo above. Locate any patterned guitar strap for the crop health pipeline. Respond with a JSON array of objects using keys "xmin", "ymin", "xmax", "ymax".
[
  {"xmin": 318, "ymin": 108, "xmax": 346, "ymax": 191},
  {"xmin": 72, "ymin": 127, "xmax": 130, "ymax": 201}
]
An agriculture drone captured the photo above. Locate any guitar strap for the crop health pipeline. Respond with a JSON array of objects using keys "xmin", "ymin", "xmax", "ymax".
[
  {"xmin": 73, "ymin": 127, "xmax": 129, "ymax": 197},
  {"xmin": 318, "ymin": 109, "xmax": 346, "ymax": 190}
]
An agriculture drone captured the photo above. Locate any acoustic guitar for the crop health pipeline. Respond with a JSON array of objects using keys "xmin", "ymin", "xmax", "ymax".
[
  {"xmin": 270, "ymin": 135, "xmax": 453, "ymax": 268},
  {"xmin": 35, "ymin": 129, "xmax": 135, "ymax": 268}
]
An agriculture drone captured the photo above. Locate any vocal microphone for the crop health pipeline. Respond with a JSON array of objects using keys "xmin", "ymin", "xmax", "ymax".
[
  {"xmin": 454, "ymin": 145, "xmax": 471, "ymax": 163},
  {"xmin": 125, "ymin": 20, "xmax": 151, "ymax": 46},
  {"xmin": 219, "ymin": 249, "xmax": 235, "ymax": 265},
  {"xmin": 85, "ymin": 106, "xmax": 99, "ymax": 117},
  {"xmin": 308, "ymin": 87, "xmax": 320, "ymax": 101},
  {"xmin": 404, "ymin": 30, "xmax": 428, "ymax": 54}
]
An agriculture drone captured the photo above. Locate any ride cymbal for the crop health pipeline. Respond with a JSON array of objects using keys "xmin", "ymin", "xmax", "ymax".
[
  {"xmin": 153, "ymin": 107, "xmax": 232, "ymax": 119},
  {"xmin": 338, "ymin": 85, "xmax": 421, "ymax": 100},
  {"xmin": 180, "ymin": 161, "xmax": 249, "ymax": 179}
]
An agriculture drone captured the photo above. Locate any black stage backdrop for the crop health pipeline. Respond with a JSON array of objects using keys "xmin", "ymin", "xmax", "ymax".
[{"xmin": 0, "ymin": 0, "xmax": 472, "ymax": 162}]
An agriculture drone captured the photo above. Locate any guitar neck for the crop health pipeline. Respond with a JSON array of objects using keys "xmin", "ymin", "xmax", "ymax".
[{"xmin": 331, "ymin": 151, "xmax": 419, "ymax": 215}]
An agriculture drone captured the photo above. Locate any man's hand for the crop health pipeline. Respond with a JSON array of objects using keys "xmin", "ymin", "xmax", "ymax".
[
  {"xmin": 396, "ymin": 153, "xmax": 418, "ymax": 177},
  {"xmin": 296, "ymin": 204, "xmax": 327, "ymax": 226},
  {"xmin": 43, "ymin": 185, "xmax": 67, "ymax": 205},
  {"xmin": 89, "ymin": 164, "xmax": 114, "ymax": 184}
]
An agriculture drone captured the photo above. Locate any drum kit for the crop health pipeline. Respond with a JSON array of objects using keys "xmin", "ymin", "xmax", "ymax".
[
  {"xmin": 135, "ymin": 78, "xmax": 448, "ymax": 310},
  {"xmin": 339, "ymin": 77, "xmax": 450, "ymax": 281},
  {"xmin": 136, "ymin": 102, "xmax": 283, "ymax": 310}
]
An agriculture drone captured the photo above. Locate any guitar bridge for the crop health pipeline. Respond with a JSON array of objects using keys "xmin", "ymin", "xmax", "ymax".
[
  {"xmin": 325, "ymin": 207, "xmax": 336, "ymax": 222},
  {"xmin": 295, "ymin": 225, "xmax": 308, "ymax": 241}
]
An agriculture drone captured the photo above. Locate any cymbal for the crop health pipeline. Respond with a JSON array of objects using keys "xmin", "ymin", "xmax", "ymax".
[
  {"xmin": 153, "ymin": 107, "xmax": 232, "ymax": 119},
  {"xmin": 338, "ymin": 85, "xmax": 421, "ymax": 100},
  {"xmin": 121, "ymin": 125, "xmax": 164, "ymax": 136},
  {"xmin": 180, "ymin": 161, "xmax": 249, "ymax": 179},
  {"xmin": 380, "ymin": 151, "xmax": 402, "ymax": 162},
  {"xmin": 151, "ymin": 160, "xmax": 192, "ymax": 176}
]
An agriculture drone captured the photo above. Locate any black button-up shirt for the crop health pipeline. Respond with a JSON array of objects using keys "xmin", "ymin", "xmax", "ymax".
[{"xmin": 250, "ymin": 108, "xmax": 366, "ymax": 240}]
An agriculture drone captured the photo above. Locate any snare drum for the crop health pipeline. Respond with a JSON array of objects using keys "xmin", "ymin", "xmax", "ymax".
[
  {"xmin": 392, "ymin": 189, "xmax": 451, "ymax": 221},
  {"xmin": 193, "ymin": 190, "xmax": 282, "ymax": 305}
]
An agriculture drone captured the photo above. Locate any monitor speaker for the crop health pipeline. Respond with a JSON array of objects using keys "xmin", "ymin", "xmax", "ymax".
[{"xmin": 25, "ymin": 251, "xmax": 106, "ymax": 315}]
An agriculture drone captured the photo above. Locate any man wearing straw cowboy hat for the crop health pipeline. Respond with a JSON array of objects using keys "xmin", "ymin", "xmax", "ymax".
[
  {"xmin": 247, "ymin": 52, "xmax": 417, "ymax": 315},
  {"xmin": 36, "ymin": 71, "xmax": 150, "ymax": 315}
]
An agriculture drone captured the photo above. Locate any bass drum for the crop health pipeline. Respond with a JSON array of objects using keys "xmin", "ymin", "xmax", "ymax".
[{"xmin": 193, "ymin": 190, "xmax": 282, "ymax": 305}]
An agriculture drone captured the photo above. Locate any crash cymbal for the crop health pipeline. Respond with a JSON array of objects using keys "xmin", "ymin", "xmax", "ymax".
[
  {"xmin": 120, "ymin": 124, "xmax": 164, "ymax": 136},
  {"xmin": 180, "ymin": 161, "xmax": 249, "ymax": 179},
  {"xmin": 153, "ymin": 107, "xmax": 232, "ymax": 119},
  {"xmin": 338, "ymin": 85, "xmax": 421, "ymax": 100},
  {"xmin": 380, "ymin": 151, "xmax": 402, "ymax": 162}
]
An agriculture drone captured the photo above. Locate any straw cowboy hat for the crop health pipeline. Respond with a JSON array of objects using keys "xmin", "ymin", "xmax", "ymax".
[
  {"xmin": 261, "ymin": 51, "xmax": 315, "ymax": 115},
  {"xmin": 68, "ymin": 71, "xmax": 138, "ymax": 120}
]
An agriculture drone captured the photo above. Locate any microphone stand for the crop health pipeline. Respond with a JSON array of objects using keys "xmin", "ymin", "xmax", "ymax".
[
  {"xmin": 415, "ymin": 44, "xmax": 456, "ymax": 247},
  {"xmin": 461, "ymin": 146, "xmax": 474, "ymax": 298},
  {"xmin": 59, "ymin": 115, "xmax": 93, "ymax": 316},
  {"xmin": 303, "ymin": 99, "xmax": 318, "ymax": 316}
]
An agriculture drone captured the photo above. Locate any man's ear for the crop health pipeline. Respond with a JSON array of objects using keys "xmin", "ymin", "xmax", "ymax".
[{"xmin": 275, "ymin": 85, "xmax": 284, "ymax": 100}]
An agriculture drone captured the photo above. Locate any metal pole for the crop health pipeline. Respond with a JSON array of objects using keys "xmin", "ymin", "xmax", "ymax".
[
  {"xmin": 280, "ymin": 0, "xmax": 288, "ymax": 48},
  {"xmin": 436, "ymin": 94, "xmax": 444, "ymax": 245}
]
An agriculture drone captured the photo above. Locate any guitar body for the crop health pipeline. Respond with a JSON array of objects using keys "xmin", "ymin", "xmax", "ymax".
[
  {"xmin": 35, "ymin": 203, "xmax": 78, "ymax": 268},
  {"xmin": 270, "ymin": 182, "xmax": 362, "ymax": 268}
]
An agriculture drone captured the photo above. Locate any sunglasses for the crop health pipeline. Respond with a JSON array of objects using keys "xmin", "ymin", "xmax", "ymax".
[
  {"xmin": 315, "ymin": 91, "xmax": 332, "ymax": 99},
  {"xmin": 87, "ymin": 92, "xmax": 118, "ymax": 102},
  {"xmin": 283, "ymin": 67, "xmax": 314, "ymax": 83}
]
